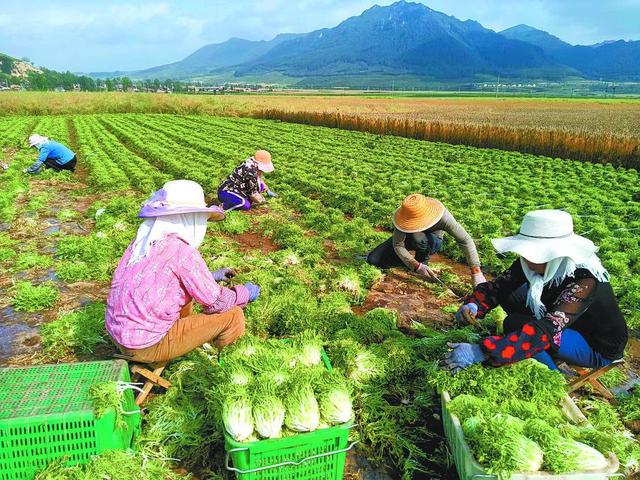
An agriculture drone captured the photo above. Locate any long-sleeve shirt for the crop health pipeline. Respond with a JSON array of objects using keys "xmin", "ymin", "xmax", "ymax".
[
  {"xmin": 106, "ymin": 234, "xmax": 250, "ymax": 349},
  {"xmin": 465, "ymin": 260, "xmax": 628, "ymax": 366},
  {"xmin": 218, "ymin": 159, "xmax": 260, "ymax": 198},
  {"xmin": 36, "ymin": 140, "xmax": 75, "ymax": 166},
  {"xmin": 392, "ymin": 208, "xmax": 481, "ymax": 270}
]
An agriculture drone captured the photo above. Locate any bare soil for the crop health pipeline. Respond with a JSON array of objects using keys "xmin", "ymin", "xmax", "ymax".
[{"xmin": 353, "ymin": 268, "xmax": 458, "ymax": 328}]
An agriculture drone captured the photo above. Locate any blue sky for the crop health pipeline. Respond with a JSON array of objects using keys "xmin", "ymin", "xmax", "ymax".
[{"xmin": 0, "ymin": 0, "xmax": 638, "ymax": 73}]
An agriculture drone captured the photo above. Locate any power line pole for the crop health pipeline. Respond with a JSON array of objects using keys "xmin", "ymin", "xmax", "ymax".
[{"xmin": 495, "ymin": 76, "xmax": 500, "ymax": 98}]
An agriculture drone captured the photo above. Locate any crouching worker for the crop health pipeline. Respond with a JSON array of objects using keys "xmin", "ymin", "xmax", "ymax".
[
  {"xmin": 217, "ymin": 150, "xmax": 277, "ymax": 211},
  {"xmin": 105, "ymin": 180, "xmax": 261, "ymax": 363},
  {"xmin": 444, "ymin": 210, "xmax": 628, "ymax": 373},
  {"xmin": 367, "ymin": 194, "xmax": 485, "ymax": 286},
  {"xmin": 25, "ymin": 134, "xmax": 77, "ymax": 173}
]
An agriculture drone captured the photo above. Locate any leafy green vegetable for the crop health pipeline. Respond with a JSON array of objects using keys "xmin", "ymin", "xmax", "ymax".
[
  {"xmin": 284, "ymin": 380, "xmax": 320, "ymax": 433},
  {"xmin": 462, "ymin": 414, "xmax": 543, "ymax": 477},
  {"xmin": 222, "ymin": 391, "xmax": 254, "ymax": 442},
  {"xmin": 40, "ymin": 303, "xmax": 109, "ymax": 360},
  {"xmin": 252, "ymin": 384, "xmax": 285, "ymax": 439},
  {"xmin": 88, "ymin": 381, "xmax": 127, "ymax": 431},
  {"xmin": 315, "ymin": 372, "xmax": 353, "ymax": 425},
  {"xmin": 292, "ymin": 329, "xmax": 323, "ymax": 367},
  {"xmin": 12, "ymin": 281, "xmax": 59, "ymax": 312}
]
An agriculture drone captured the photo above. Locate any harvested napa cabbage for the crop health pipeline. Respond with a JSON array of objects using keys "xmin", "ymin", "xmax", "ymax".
[
  {"xmin": 225, "ymin": 362, "xmax": 253, "ymax": 387},
  {"xmin": 315, "ymin": 373, "xmax": 353, "ymax": 425},
  {"xmin": 252, "ymin": 385, "xmax": 285, "ymax": 439},
  {"xmin": 293, "ymin": 330, "xmax": 323, "ymax": 367},
  {"xmin": 524, "ymin": 418, "xmax": 580, "ymax": 472},
  {"xmin": 284, "ymin": 381, "xmax": 320, "ymax": 432},
  {"xmin": 223, "ymin": 393, "xmax": 254, "ymax": 442},
  {"xmin": 463, "ymin": 414, "xmax": 543, "ymax": 476}
]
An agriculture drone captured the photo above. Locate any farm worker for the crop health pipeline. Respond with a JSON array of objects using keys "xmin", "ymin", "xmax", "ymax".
[
  {"xmin": 25, "ymin": 134, "xmax": 77, "ymax": 173},
  {"xmin": 217, "ymin": 150, "xmax": 277, "ymax": 211},
  {"xmin": 105, "ymin": 180, "xmax": 261, "ymax": 363},
  {"xmin": 367, "ymin": 194, "xmax": 485, "ymax": 286},
  {"xmin": 444, "ymin": 210, "xmax": 628, "ymax": 373}
]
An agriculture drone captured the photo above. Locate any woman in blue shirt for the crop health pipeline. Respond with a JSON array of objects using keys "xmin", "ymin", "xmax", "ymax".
[{"xmin": 26, "ymin": 134, "xmax": 77, "ymax": 173}]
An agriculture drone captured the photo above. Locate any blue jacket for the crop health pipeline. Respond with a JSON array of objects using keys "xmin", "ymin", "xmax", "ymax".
[{"xmin": 36, "ymin": 141, "xmax": 75, "ymax": 166}]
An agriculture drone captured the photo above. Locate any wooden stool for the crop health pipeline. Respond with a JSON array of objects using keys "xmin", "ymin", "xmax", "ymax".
[
  {"xmin": 114, "ymin": 354, "xmax": 172, "ymax": 406},
  {"xmin": 566, "ymin": 359, "xmax": 625, "ymax": 400}
]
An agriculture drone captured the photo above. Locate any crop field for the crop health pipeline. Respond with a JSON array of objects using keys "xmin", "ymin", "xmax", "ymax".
[
  {"xmin": 1, "ymin": 112, "xmax": 640, "ymax": 478},
  {"xmin": 1, "ymin": 92, "xmax": 639, "ymax": 166}
]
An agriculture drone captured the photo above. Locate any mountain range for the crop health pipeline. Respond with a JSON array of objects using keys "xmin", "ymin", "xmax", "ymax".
[{"xmin": 91, "ymin": 1, "xmax": 639, "ymax": 86}]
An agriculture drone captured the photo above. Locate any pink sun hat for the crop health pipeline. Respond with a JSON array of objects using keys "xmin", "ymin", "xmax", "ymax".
[
  {"xmin": 254, "ymin": 149, "xmax": 274, "ymax": 173},
  {"xmin": 138, "ymin": 180, "xmax": 225, "ymax": 220}
]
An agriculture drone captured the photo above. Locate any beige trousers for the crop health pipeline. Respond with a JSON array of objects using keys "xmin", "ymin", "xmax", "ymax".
[{"xmin": 117, "ymin": 302, "xmax": 245, "ymax": 363}]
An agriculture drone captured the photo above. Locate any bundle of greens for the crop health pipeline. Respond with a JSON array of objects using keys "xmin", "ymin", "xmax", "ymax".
[
  {"xmin": 437, "ymin": 360, "xmax": 619, "ymax": 478},
  {"xmin": 213, "ymin": 334, "xmax": 353, "ymax": 443}
]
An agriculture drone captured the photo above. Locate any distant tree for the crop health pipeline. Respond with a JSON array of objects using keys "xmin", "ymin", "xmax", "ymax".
[
  {"xmin": 121, "ymin": 76, "xmax": 133, "ymax": 90},
  {"xmin": 77, "ymin": 75, "xmax": 96, "ymax": 91},
  {"xmin": 152, "ymin": 78, "xmax": 161, "ymax": 90},
  {"xmin": 105, "ymin": 78, "xmax": 114, "ymax": 91}
]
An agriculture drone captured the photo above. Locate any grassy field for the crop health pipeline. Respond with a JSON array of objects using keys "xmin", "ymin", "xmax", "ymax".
[{"xmin": 1, "ymin": 108, "xmax": 640, "ymax": 478}]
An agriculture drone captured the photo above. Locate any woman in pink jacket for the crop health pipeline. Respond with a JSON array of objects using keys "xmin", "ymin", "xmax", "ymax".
[{"xmin": 105, "ymin": 180, "xmax": 260, "ymax": 363}]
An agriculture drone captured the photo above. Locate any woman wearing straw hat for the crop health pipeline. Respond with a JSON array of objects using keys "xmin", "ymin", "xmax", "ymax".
[
  {"xmin": 25, "ymin": 134, "xmax": 77, "ymax": 174},
  {"xmin": 217, "ymin": 150, "xmax": 277, "ymax": 211},
  {"xmin": 105, "ymin": 180, "xmax": 261, "ymax": 364},
  {"xmin": 367, "ymin": 194, "xmax": 485, "ymax": 286},
  {"xmin": 444, "ymin": 209, "xmax": 628, "ymax": 373}
]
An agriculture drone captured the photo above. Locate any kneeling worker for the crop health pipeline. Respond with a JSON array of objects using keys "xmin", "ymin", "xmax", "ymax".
[
  {"xmin": 367, "ymin": 194, "xmax": 485, "ymax": 286},
  {"xmin": 25, "ymin": 134, "xmax": 77, "ymax": 173},
  {"xmin": 217, "ymin": 150, "xmax": 277, "ymax": 211}
]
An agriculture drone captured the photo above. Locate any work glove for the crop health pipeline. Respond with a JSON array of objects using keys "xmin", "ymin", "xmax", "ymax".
[
  {"xmin": 212, "ymin": 267, "xmax": 236, "ymax": 282},
  {"xmin": 244, "ymin": 282, "xmax": 261, "ymax": 302},
  {"xmin": 266, "ymin": 189, "xmax": 278, "ymax": 198},
  {"xmin": 471, "ymin": 271, "xmax": 487, "ymax": 286},
  {"xmin": 416, "ymin": 263, "xmax": 437, "ymax": 282},
  {"xmin": 24, "ymin": 161, "xmax": 42, "ymax": 174},
  {"xmin": 454, "ymin": 303, "xmax": 478, "ymax": 326},
  {"xmin": 444, "ymin": 342, "xmax": 487, "ymax": 374}
]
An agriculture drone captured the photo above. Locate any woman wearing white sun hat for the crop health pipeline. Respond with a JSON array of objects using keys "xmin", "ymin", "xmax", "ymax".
[
  {"xmin": 106, "ymin": 180, "xmax": 261, "ymax": 363},
  {"xmin": 444, "ymin": 209, "xmax": 628, "ymax": 373},
  {"xmin": 217, "ymin": 150, "xmax": 277, "ymax": 211}
]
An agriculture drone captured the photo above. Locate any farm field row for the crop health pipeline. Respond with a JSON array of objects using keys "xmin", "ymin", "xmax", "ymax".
[{"xmin": 3, "ymin": 113, "xmax": 638, "ymax": 328}]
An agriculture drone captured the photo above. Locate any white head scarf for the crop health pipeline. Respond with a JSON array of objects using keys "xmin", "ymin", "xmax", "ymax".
[
  {"xmin": 29, "ymin": 134, "xmax": 49, "ymax": 148},
  {"xmin": 520, "ymin": 254, "xmax": 609, "ymax": 319},
  {"xmin": 128, "ymin": 212, "xmax": 209, "ymax": 265}
]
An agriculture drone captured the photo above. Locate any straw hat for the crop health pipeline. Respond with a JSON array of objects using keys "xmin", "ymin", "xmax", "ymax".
[
  {"xmin": 392, "ymin": 194, "xmax": 445, "ymax": 233},
  {"xmin": 254, "ymin": 150, "xmax": 274, "ymax": 173},
  {"xmin": 138, "ymin": 180, "xmax": 225, "ymax": 221},
  {"xmin": 492, "ymin": 210, "xmax": 598, "ymax": 264}
]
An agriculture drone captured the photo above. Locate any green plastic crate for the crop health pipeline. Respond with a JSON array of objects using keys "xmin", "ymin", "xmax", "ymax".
[
  {"xmin": 441, "ymin": 391, "xmax": 621, "ymax": 480},
  {"xmin": 223, "ymin": 345, "xmax": 356, "ymax": 479},
  {"xmin": 0, "ymin": 360, "xmax": 141, "ymax": 480}
]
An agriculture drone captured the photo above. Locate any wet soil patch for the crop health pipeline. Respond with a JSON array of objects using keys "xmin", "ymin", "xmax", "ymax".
[
  {"xmin": 353, "ymin": 268, "xmax": 459, "ymax": 328},
  {"xmin": 233, "ymin": 231, "xmax": 279, "ymax": 255}
]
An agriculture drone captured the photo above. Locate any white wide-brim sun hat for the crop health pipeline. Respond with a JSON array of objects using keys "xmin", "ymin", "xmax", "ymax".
[
  {"xmin": 491, "ymin": 209, "xmax": 598, "ymax": 264},
  {"xmin": 138, "ymin": 179, "xmax": 225, "ymax": 220}
]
